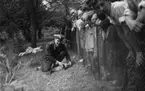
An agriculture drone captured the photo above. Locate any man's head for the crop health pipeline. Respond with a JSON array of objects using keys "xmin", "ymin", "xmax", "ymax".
[
  {"xmin": 54, "ymin": 34, "xmax": 64, "ymax": 47},
  {"xmin": 77, "ymin": 9, "xmax": 83, "ymax": 19},
  {"xmin": 91, "ymin": 13, "xmax": 97, "ymax": 23},
  {"xmin": 70, "ymin": 9, "xmax": 77, "ymax": 19},
  {"xmin": 98, "ymin": 1, "xmax": 111, "ymax": 16},
  {"xmin": 97, "ymin": 10, "xmax": 106, "ymax": 21}
]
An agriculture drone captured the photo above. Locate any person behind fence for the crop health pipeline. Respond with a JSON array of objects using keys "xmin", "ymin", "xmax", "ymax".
[{"xmin": 41, "ymin": 34, "xmax": 72, "ymax": 73}]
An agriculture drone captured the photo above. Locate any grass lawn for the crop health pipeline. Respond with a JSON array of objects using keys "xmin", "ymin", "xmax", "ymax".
[{"xmin": 1, "ymin": 38, "xmax": 121, "ymax": 91}]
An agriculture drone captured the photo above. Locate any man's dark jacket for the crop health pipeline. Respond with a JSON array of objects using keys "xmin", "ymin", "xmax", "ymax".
[{"xmin": 45, "ymin": 41, "xmax": 71, "ymax": 63}]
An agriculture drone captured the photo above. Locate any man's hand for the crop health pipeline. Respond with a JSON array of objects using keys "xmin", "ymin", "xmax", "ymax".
[
  {"xmin": 125, "ymin": 16, "xmax": 143, "ymax": 32},
  {"xmin": 68, "ymin": 61, "xmax": 72, "ymax": 66},
  {"xmin": 56, "ymin": 61, "xmax": 63, "ymax": 66},
  {"xmin": 136, "ymin": 52, "xmax": 144, "ymax": 67},
  {"xmin": 126, "ymin": 50, "xmax": 135, "ymax": 60},
  {"xmin": 132, "ymin": 22, "xmax": 143, "ymax": 32}
]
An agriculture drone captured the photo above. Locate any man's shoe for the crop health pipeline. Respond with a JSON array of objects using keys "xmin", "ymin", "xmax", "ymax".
[
  {"xmin": 46, "ymin": 70, "xmax": 53, "ymax": 75},
  {"xmin": 63, "ymin": 64, "xmax": 67, "ymax": 70}
]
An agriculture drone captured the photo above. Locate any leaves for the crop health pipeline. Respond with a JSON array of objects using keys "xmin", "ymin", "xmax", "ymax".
[{"xmin": 0, "ymin": 62, "xmax": 8, "ymax": 73}]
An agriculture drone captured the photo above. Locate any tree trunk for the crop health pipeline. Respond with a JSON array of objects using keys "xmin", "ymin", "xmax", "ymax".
[
  {"xmin": 96, "ymin": 26, "xmax": 101, "ymax": 80},
  {"xmin": 37, "ymin": 27, "xmax": 42, "ymax": 39},
  {"xmin": 21, "ymin": 29, "xmax": 31, "ymax": 42},
  {"xmin": 63, "ymin": 2, "xmax": 72, "ymax": 49},
  {"xmin": 30, "ymin": 0, "xmax": 37, "ymax": 48},
  {"xmin": 36, "ymin": 0, "xmax": 42, "ymax": 39}
]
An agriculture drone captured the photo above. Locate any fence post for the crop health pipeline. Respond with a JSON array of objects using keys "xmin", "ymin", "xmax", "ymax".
[{"xmin": 96, "ymin": 26, "xmax": 101, "ymax": 80}]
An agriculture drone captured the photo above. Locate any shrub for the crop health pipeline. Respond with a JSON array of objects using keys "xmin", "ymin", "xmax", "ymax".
[{"xmin": 0, "ymin": 41, "xmax": 22, "ymax": 86}]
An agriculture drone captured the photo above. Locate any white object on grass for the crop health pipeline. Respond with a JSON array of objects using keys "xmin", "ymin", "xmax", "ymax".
[
  {"xmin": 19, "ymin": 46, "xmax": 43, "ymax": 56},
  {"xmin": 79, "ymin": 59, "xmax": 84, "ymax": 63},
  {"xmin": 110, "ymin": 80, "xmax": 117, "ymax": 85}
]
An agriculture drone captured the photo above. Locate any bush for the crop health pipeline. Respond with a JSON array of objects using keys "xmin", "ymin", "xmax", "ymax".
[
  {"xmin": 0, "ymin": 31, "xmax": 9, "ymax": 46},
  {"xmin": 0, "ymin": 41, "xmax": 22, "ymax": 85}
]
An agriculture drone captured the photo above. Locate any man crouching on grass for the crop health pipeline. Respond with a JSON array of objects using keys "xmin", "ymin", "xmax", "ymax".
[{"xmin": 38, "ymin": 34, "xmax": 72, "ymax": 74}]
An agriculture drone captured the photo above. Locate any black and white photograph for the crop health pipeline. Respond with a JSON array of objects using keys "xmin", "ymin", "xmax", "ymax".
[{"xmin": 0, "ymin": 0, "xmax": 145, "ymax": 91}]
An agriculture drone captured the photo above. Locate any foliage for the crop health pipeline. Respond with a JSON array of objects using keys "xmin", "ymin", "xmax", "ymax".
[
  {"xmin": 0, "ymin": 44, "xmax": 45, "ymax": 91},
  {"xmin": 0, "ymin": 0, "xmax": 82, "ymax": 86},
  {"xmin": 0, "ymin": 31, "xmax": 9, "ymax": 44},
  {"xmin": 0, "ymin": 44, "xmax": 21, "ymax": 85},
  {"xmin": 0, "ymin": 0, "xmax": 27, "ymax": 42},
  {"xmin": 13, "ymin": 34, "xmax": 26, "ymax": 54},
  {"xmin": 0, "ymin": 0, "xmax": 85, "ymax": 45}
]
